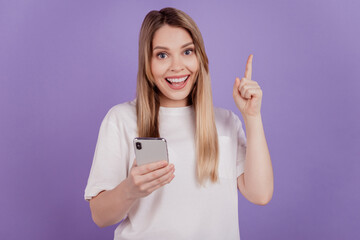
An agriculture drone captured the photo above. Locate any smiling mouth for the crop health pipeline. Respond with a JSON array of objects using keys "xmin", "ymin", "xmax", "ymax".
[
  {"xmin": 165, "ymin": 75, "xmax": 190, "ymax": 89},
  {"xmin": 165, "ymin": 75, "xmax": 189, "ymax": 84}
]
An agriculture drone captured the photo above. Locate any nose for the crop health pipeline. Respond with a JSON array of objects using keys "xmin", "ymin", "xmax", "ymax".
[{"xmin": 170, "ymin": 55, "xmax": 184, "ymax": 72}]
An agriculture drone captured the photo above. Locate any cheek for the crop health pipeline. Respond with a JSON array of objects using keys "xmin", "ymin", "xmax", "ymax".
[
  {"xmin": 151, "ymin": 59, "xmax": 168, "ymax": 78},
  {"xmin": 150, "ymin": 60, "xmax": 159, "ymax": 77},
  {"xmin": 186, "ymin": 57, "xmax": 199, "ymax": 73}
]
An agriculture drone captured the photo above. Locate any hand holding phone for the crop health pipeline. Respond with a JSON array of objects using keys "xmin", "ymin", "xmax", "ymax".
[
  {"xmin": 125, "ymin": 158, "xmax": 175, "ymax": 200},
  {"xmin": 124, "ymin": 138, "xmax": 174, "ymax": 200}
]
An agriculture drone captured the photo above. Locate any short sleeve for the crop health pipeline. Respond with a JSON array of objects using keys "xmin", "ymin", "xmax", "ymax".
[
  {"xmin": 231, "ymin": 112, "xmax": 247, "ymax": 177},
  {"xmin": 84, "ymin": 109, "xmax": 128, "ymax": 201}
]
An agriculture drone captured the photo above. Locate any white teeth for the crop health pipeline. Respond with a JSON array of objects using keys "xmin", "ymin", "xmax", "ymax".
[{"xmin": 166, "ymin": 76, "xmax": 189, "ymax": 83}]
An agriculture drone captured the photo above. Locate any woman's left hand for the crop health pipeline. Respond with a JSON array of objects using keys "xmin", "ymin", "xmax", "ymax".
[{"xmin": 232, "ymin": 54, "xmax": 263, "ymax": 118}]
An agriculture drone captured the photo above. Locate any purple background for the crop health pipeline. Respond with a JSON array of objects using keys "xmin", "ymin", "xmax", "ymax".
[{"xmin": 1, "ymin": 0, "xmax": 359, "ymax": 239}]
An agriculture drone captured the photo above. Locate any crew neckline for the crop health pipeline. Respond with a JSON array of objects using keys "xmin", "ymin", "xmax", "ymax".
[{"xmin": 159, "ymin": 105, "xmax": 194, "ymax": 116}]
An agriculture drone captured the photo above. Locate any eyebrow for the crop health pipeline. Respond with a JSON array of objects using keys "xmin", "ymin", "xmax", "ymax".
[{"xmin": 153, "ymin": 42, "xmax": 194, "ymax": 51}]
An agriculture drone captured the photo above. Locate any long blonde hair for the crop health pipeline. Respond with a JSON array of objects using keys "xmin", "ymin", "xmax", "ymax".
[{"xmin": 136, "ymin": 7, "xmax": 219, "ymax": 186}]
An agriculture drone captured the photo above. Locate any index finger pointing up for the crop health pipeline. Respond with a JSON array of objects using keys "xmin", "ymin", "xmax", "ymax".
[{"xmin": 244, "ymin": 54, "xmax": 253, "ymax": 79}]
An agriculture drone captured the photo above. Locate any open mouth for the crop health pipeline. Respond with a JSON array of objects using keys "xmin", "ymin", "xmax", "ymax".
[
  {"xmin": 165, "ymin": 75, "xmax": 189, "ymax": 84},
  {"xmin": 165, "ymin": 75, "xmax": 190, "ymax": 90}
]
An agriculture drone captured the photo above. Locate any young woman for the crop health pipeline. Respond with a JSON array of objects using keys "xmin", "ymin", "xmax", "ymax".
[{"xmin": 84, "ymin": 7, "xmax": 273, "ymax": 239}]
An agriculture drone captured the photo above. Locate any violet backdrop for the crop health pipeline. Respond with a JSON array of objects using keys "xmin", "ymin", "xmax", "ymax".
[{"xmin": 1, "ymin": 0, "xmax": 359, "ymax": 239}]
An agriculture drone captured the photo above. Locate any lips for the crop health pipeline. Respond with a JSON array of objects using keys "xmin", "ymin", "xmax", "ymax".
[{"xmin": 165, "ymin": 75, "xmax": 190, "ymax": 90}]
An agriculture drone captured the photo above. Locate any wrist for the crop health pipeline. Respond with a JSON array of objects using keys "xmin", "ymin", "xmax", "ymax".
[
  {"xmin": 243, "ymin": 114, "xmax": 262, "ymax": 124},
  {"xmin": 120, "ymin": 178, "xmax": 137, "ymax": 202}
]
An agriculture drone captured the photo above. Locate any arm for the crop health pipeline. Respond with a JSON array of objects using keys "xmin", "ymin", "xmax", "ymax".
[
  {"xmin": 89, "ymin": 159, "xmax": 175, "ymax": 228},
  {"xmin": 237, "ymin": 115, "xmax": 273, "ymax": 205},
  {"xmin": 233, "ymin": 54, "xmax": 274, "ymax": 205},
  {"xmin": 89, "ymin": 179, "xmax": 136, "ymax": 228}
]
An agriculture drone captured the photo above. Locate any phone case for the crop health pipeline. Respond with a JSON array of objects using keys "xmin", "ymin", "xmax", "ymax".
[{"xmin": 133, "ymin": 137, "xmax": 169, "ymax": 166}]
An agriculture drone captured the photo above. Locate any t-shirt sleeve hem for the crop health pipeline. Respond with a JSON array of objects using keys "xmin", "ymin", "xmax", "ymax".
[
  {"xmin": 236, "ymin": 164, "xmax": 245, "ymax": 178},
  {"xmin": 84, "ymin": 185, "xmax": 117, "ymax": 201}
]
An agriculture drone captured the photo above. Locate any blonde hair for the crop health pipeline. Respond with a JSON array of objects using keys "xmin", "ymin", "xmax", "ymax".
[{"xmin": 136, "ymin": 7, "xmax": 219, "ymax": 186}]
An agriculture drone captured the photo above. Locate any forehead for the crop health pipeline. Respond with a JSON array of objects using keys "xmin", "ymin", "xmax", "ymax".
[{"xmin": 152, "ymin": 25, "xmax": 193, "ymax": 49}]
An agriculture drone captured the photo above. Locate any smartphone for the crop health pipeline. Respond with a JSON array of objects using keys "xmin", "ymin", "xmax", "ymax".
[{"xmin": 133, "ymin": 137, "xmax": 169, "ymax": 166}]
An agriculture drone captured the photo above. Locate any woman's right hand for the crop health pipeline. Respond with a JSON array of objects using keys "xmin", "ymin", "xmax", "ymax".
[{"xmin": 124, "ymin": 159, "xmax": 175, "ymax": 200}]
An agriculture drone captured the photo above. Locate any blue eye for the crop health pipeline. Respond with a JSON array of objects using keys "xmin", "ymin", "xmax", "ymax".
[
  {"xmin": 157, "ymin": 52, "xmax": 167, "ymax": 59},
  {"xmin": 184, "ymin": 49, "xmax": 193, "ymax": 55}
]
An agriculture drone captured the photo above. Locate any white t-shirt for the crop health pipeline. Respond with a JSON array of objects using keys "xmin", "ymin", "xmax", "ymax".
[{"xmin": 84, "ymin": 100, "xmax": 247, "ymax": 240}]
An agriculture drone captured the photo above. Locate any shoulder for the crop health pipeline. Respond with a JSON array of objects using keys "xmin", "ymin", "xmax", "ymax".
[
  {"xmin": 102, "ymin": 100, "xmax": 136, "ymax": 125},
  {"xmin": 214, "ymin": 106, "xmax": 243, "ymax": 136},
  {"xmin": 214, "ymin": 106, "xmax": 239, "ymax": 125}
]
